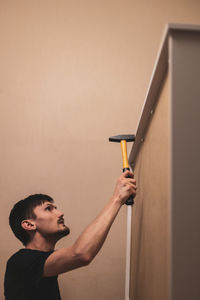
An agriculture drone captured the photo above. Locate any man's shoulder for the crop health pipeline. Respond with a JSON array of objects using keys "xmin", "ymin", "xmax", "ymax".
[
  {"xmin": 7, "ymin": 249, "xmax": 53, "ymax": 268},
  {"xmin": 7, "ymin": 249, "xmax": 25, "ymax": 264}
]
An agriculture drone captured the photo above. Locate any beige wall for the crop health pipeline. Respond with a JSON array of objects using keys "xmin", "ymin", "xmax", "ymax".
[{"xmin": 0, "ymin": 1, "xmax": 200, "ymax": 299}]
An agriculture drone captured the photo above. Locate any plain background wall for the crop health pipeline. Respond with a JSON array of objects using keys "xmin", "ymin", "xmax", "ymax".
[{"xmin": 0, "ymin": 1, "xmax": 200, "ymax": 299}]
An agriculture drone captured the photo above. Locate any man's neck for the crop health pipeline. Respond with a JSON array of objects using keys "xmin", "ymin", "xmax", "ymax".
[{"xmin": 25, "ymin": 236, "xmax": 56, "ymax": 252}]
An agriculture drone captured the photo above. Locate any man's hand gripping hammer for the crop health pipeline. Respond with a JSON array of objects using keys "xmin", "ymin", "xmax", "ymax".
[{"xmin": 109, "ymin": 134, "xmax": 135, "ymax": 205}]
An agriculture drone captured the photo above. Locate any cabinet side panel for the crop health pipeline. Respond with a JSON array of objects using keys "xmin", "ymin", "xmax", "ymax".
[
  {"xmin": 130, "ymin": 75, "xmax": 170, "ymax": 300},
  {"xmin": 171, "ymin": 31, "xmax": 200, "ymax": 300}
]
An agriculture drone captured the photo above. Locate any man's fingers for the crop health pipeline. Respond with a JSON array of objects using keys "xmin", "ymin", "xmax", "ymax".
[
  {"xmin": 113, "ymin": 172, "xmax": 137, "ymax": 204},
  {"xmin": 126, "ymin": 178, "xmax": 136, "ymax": 185},
  {"xmin": 126, "ymin": 179, "xmax": 137, "ymax": 195}
]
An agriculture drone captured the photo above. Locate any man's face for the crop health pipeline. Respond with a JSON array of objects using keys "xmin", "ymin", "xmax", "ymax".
[{"xmin": 32, "ymin": 202, "xmax": 70, "ymax": 241}]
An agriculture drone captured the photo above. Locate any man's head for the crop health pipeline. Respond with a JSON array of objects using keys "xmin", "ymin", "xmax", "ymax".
[{"xmin": 9, "ymin": 194, "xmax": 70, "ymax": 246}]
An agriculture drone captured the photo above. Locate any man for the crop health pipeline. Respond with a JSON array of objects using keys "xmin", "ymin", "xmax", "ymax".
[{"xmin": 4, "ymin": 171, "xmax": 137, "ymax": 300}]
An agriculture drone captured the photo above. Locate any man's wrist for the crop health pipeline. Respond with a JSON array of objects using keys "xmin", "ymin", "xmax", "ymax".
[{"xmin": 110, "ymin": 195, "xmax": 122, "ymax": 207}]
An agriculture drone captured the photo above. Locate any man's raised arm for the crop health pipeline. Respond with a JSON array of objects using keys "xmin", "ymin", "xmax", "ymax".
[{"xmin": 43, "ymin": 171, "xmax": 137, "ymax": 277}]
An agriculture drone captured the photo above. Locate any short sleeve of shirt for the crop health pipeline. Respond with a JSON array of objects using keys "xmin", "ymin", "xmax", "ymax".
[
  {"xmin": 18, "ymin": 249, "xmax": 52, "ymax": 285},
  {"xmin": 4, "ymin": 249, "xmax": 61, "ymax": 300}
]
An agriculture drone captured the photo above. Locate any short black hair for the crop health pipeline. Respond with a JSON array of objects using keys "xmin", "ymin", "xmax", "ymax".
[{"xmin": 9, "ymin": 194, "xmax": 54, "ymax": 246}]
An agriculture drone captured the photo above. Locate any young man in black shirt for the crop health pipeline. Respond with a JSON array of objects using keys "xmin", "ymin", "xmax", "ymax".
[{"xmin": 4, "ymin": 171, "xmax": 136, "ymax": 300}]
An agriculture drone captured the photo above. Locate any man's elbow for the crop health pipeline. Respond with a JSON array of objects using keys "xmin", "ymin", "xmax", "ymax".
[{"xmin": 81, "ymin": 254, "xmax": 92, "ymax": 266}]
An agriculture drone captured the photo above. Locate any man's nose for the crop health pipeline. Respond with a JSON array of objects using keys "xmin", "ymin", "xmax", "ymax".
[{"xmin": 57, "ymin": 210, "xmax": 64, "ymax": 218}]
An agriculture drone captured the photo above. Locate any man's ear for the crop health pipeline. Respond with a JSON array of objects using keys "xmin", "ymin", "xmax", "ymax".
[{"xmin": 21, "ymin": 220, "xmax": 36, "ymax": 231}]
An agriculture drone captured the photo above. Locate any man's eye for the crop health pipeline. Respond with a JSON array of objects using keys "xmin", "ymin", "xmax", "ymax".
[{"xmin": 45, "ymin": 206, "xmax": 52, "ymax": 211}]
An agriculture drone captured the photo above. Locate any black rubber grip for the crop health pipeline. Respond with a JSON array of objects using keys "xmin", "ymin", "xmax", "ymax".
[{"xmin": 123, "ymin": 168, "xmax": 134, "ymax": 205}]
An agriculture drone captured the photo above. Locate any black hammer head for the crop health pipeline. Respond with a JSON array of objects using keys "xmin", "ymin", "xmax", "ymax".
[{"xmin": 109, "ymin": 134, "xmax": 135, "ymax": 143}]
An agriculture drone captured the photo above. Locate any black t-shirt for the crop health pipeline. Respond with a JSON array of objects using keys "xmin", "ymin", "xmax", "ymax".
[{"xmin": 4, "ymin": 248, "xmax": 61, "ymax": 300}]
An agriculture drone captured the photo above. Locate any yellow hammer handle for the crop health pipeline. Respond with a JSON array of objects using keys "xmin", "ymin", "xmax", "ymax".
[{"xmin": 120, "ymin": 140, "xmax": 129, "ymax": 169}]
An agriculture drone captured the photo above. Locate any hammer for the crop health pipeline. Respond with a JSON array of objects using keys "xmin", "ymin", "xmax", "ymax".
[{"xmin": 109, "ymin": 134, "xmax": 135, "ymax": 205}]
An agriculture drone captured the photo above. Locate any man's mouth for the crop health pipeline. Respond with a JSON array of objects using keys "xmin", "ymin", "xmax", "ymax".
[{"xmin": 58, "ymin": 218, "xmax": 65, "ymax": 224}]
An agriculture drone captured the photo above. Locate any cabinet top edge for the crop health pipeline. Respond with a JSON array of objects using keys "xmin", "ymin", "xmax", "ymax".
[{"xmin": 167, "ymin": 23, "xmax": 200, "ymax": 32}]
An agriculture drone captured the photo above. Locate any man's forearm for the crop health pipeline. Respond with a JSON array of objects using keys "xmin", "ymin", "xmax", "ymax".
[{"xmin": 72, "ymin": 196, "xmax": 121, "ymax": 263}]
